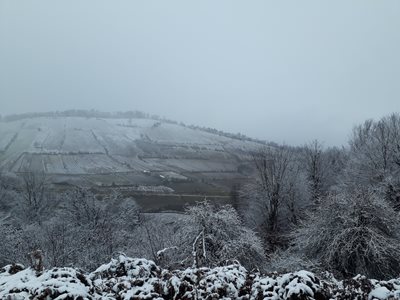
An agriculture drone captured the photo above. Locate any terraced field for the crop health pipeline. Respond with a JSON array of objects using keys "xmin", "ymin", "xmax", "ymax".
[{"xmin": 0, "ymin": 116, "xmax": 261, "ymax": 208}]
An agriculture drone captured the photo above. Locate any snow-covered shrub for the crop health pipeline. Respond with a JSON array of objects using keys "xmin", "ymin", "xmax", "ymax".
[
  {"xmin": 0, "ymin": 266, "xmax": 93, "ymax": 299},
  {"xmin": 186, "ymin": 201, "xmax": 265, "ymax": 270},
  {"xmin": 197, "ymin": 264, "xmax": 247, "ymax": 299},
  {"xmin": 90, "ymin": 254, "xmax": 164, "ymax": 299},
  {"xmin": 251, "ymin": 270, "xmax": 329, "ymax": 300},
  {"xmin": 292, "ymin": 188, "xmax": 400, "ymax": 279},
  {"xmin": 160, "ymin": 263, "xmax": 249, "ymax": 299},
  {"xmin": 90, "ymin": 255, "xmax": 161, "ymax": 281},
  {"xmin": 265, "ymin": 251, "xmax": 319, "ymax": 275},
  {"xmin": 4, "ymin": 255, "xmax": 400, "ymax": 299}
]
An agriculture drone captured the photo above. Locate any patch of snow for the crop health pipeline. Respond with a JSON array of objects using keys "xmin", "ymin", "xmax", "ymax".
[{"xmin": 369, "ymin": 286, "xmax": 391, "ymax": 300}]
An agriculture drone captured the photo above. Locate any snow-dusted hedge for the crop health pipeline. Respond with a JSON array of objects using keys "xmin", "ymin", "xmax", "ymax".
[{"xmin": 1, "ymin": 255, "xmax": 400, "ymax": 299}]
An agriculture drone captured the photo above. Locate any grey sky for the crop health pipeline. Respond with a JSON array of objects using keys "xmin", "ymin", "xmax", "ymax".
[{"xmin": 1, "ymin": 1, "xmax": 399, "ymax": 146}]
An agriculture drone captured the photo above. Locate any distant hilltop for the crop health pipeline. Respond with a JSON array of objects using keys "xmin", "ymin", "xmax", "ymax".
[
  {"xmin": 0, "ymin": 111, "xmax": 265, "ymax": 193},
  {"xmin": 0, "ymin": 109, "xmax": 269, "ymax": 145}
]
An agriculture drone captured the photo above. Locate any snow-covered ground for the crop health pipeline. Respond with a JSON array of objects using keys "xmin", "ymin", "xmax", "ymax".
[
  {"xmin": 1, "ymin": 255, "xmax": 399, "ymax": 299},
  {"xmin": 0, "ymin": 116, "xmax": 260, "ymax": 178}
]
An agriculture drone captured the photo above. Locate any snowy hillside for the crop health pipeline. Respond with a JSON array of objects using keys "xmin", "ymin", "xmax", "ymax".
[{"xmin": 0, "ymin": 115, "xmax": 263, "ymax": 186}]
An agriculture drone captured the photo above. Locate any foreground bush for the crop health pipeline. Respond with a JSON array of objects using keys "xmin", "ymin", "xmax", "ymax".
[
  {"xmin": 292, "ymin": 189, "xmax": 400, "ymax": 279},
  {"xmin": 1, "ymin": 255, "xmax": 400, "ymax": 299}
]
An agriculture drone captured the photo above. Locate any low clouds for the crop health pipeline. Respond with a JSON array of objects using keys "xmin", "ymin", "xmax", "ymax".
[{"xmin": 1, "ymin": 1, "xmax": 399, "ymax": 146}]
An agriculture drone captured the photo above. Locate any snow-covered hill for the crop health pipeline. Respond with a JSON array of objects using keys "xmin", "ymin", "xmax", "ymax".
[{"xmin": 0, "ymin": 115, "xmax": 263, "ymax": 188}]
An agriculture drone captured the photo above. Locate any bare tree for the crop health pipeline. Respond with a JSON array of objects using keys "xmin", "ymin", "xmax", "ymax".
[
  {"xmin": 133, "ymin": 212, "xmax": 190, "ymax": 269},
  {"xmin": 131, "ymin": 201, "xmax": 265, "ymax": 270},
  {"xmin": 245, "ymin": 146, "xmax": 303, "ymax": 251},
  {"xmin": 252, "ymin": 146, "xmax": 293, "ymax": 233},
  {"xmin": 323, "ymin": 146, "xmax": 348, "ymax": 190},
  {"xmin": 66, "ymin": 188, "xmax": 103, "ymax": 227},
  {"xmin": 44, "ymin": 222, "xmax": 72, "ymax": 267},
  {"xmin": 345, "ymin": 113, "xmax": 400, "ymax": 211},
  {"xmin": 186, "ymin": 201, "xmax": 265, "ymax": 269},
  {"xmin": 303, "ymin": 140, "xmax": 325, "ymax": 205},
  {"xmin": 63, "ymin": 188, "xmax": 118, "ymax": 269},
  {"xmin": 347, "ymin": 114, "xmax": 400, "ymax": 186},
  {"xmin": 284, "ymin": 165, "xmax": 305, "ymax": 226},
  {"xmin": 20, "ymin": 171, "xmax": 49, "ymax": 224},
  {"xmin": 348, "ymin": 119, "xmax": 392, "ymax": 185}
]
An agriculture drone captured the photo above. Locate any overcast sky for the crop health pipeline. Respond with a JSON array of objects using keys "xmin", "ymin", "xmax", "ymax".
[{"xmin": 1, "ymin": 1, "xmax": 399, "ymax": 146}]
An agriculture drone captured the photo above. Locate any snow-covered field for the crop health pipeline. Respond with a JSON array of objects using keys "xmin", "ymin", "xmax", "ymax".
[
  {"xmin": 1, "ymin": 255, "xmax": 399, "ymax": 299},
  {"xmin": 0, "ymin": 116, "xmax": 260, "ymax": 180}
]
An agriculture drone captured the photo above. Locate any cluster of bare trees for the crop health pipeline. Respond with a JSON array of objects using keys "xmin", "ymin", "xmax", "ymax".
[
  {"xmin": 240, "ymin": 113, "xmax": 400, "ymax": 279},
  {"xmin": 0, "ymin": 172, "xmax": 265, "ymax": 272},
  {"xmin": 245, "ymin": 146, "xmax": 303, "ymax": 250},
  {"xmin": 0, "ymin": 173, "xmax": 142, "ymax": 270}
]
